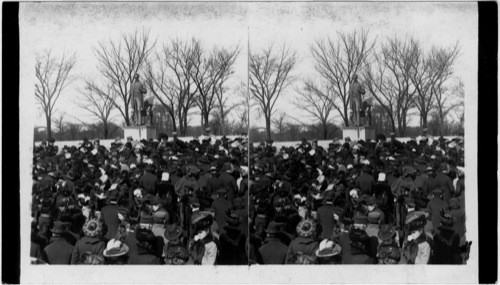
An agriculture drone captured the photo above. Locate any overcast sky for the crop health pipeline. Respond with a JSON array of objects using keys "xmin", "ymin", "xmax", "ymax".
[{"xmin": 20, "ymin": 2, "xmax": 477, "ymax": 131}]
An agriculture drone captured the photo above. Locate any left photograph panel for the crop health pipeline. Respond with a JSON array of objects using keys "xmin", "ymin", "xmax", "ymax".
[{"xmin": 21, "ymin": 2, "xmax": 250, "ymax": 266}]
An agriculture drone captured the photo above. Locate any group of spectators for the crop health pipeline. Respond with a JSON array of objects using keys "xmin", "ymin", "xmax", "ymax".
[
  {"xmin": 30, "ymin": 128, "xmax": 470, "ymax": 266},
  {"xmin": 248, "ymin": 130, "xmax": 470, "ymax": 265},
  {"xmin": 31, "ymin": 130, "xmax": 249, "ymax": 265}
]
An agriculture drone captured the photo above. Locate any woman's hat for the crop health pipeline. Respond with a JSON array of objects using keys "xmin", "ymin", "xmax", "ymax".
[
  {"xmin": 315, "ymin": 239, "xmax": 341, "ymax": 258},
  {"xmin": 50, "ymin": 221, "xmax": 67, "ymax": 234},
  {"xmin": 438, "ymin": 210, "xmax": 455, "ymax": 230},
  {"xmin": 296, "ymin": 219, "xmax": 316, "ymax": 238},
  {"xmin": 405, "ymin": 211, "xmax": 427, "ymax": 232},
  {"xmin": 103, "ymin": 239, "xmax": 129, "ymax": 258},
  {"xmin": 378, "ymin": 224, "xmax": 396, "ymax": 241},
  {"xmin": 82, "ymin": 219, "xmax": 102, "ymax": 238},
  {"xmin": 224, "ymin": 212, "xmax": 241, "ymax": 230},
  {"xmin": 378, "ymin": 244, "xmax": 401, "ymax": 261},
  {"xmin": 164, "ymin": 223, "xmax": 183, "ymax": 241}
]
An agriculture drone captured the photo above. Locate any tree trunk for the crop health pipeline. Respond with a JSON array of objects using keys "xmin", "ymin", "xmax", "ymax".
[
  {"xmin": 265, "ymin": 114, "xmax": 272, "ymax": 141},
  {"xmin": 46, "ymin": 114, "xmax": 52, "ymax": 140},
  {"xmin": 103, "ymin": 124, "xmax": 109, "ymax": 139},
  {"xmin": 421, "ymin": 111, "xmax": 428, "ymax": 129},
  {"xmin": 344, "ymin": 104, "xmax": 350, "ymax": 127},
  {"xmin": 322, "ymin": 121, "xmax": 328, "ymax": 140},
  {"xmin": 124, "ymin": 103, "xmax": 131, "ymax": 126},
  {"xmin": 170, "ymin": 114, "xmax": 177, "ymax": 132},
  {"xmin": 204, "ymin": 112, "xmax": 210, "ymax": 129}
]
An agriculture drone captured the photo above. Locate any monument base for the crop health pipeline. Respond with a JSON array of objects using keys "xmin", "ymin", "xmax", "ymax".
[
  {"xmin": 342, "ymin": 126, "xmax": 375, "ymax": 142},
  {"xmin": 123, "ymin": 125, "xmax": 157, "ymax": 141}
]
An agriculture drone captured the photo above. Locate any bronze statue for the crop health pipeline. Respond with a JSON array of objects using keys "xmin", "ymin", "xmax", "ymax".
[
  {"xmin": 130, "ymin": 73, "xmax": 147, "ymax": 125},
  {"xmin": 348, "ymin": 74, "xmax": 366, "ymax": 126}
]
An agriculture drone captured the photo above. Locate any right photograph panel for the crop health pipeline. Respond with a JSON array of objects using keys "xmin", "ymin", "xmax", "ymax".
[{"xmin": 247, "ymin": 2, "xmax": 474, "ymax": 266}]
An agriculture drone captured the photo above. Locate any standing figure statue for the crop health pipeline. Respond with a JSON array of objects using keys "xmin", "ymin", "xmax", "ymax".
[
  {"xmin": 349, "ymin": 74, "xmax": 366, "ymax": 126},
  {"xmin": 130, "ymin": 73, "xmax": 147, "ymax": 126}
]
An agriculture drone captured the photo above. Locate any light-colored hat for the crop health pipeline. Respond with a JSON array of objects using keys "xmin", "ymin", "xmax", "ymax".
[
  {"xmin": 161, "ymin": 172, "xmax": 170, "ymax": 182},
  {"xmin": 103, "ymin": 239, "xmax": 129, "ymax": 258},
  {"xmin": 315, "ymin": 239, "xmax": 341, "ymax": 258},
  {"xmin": 378, "ymin": 173, "xmax": 386, "ymax": 182}
]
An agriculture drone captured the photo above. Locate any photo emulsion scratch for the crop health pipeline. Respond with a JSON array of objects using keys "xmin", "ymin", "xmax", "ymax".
[{"xmin": 19, "ymin": 2, "xmax": 478, "ymax": 283}]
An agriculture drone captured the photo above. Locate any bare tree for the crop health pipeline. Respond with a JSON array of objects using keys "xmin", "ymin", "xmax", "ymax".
[
  {"xmin": 409, "ymin": 41, "xmax": 459, "ymax": 128},
  {"xmin": 145, "ymin": 39, "xmax": 197, "ymax": 135},
  {"xmin": 66, "ymin": 123, "xmax": 82, "ymax": 140},
  {"xmin": 76, "ymin": 82, "xmax": 118, "ymax": 139},
  {"xmin": 294, "ymin": 80, "xmax": 336, "ymax": 139},
  {"xmin": 191, "ymin": 41, "xmax": 240, "ymax": 128},
  {"xmin": 272, "ymin": 111, "xmax": 287, "ymax": 136},
  {"xmin": 94, "ymin": 29, "xmax": 156, "ymax": 126},
  {"xmin": 35, "ymin": 50, "xmax": 76, "ymax": 140},
  {"xmin": 434, "ymin": 76, "xmax": 464, "ymax": 135},
  {"xmin": 250, "ymin": 44, "xmax": 296, "ymax": 140},
  {"xmin": 363, "ymin": 36, "xmax": 416, "ymax": 136},
  {"xmin": 310, "ymin": 29, "xmax": 375, "ymax": 127},
  {"xmin": 52, "ymin": 112, "xmax": 67, "ymax": 140}
]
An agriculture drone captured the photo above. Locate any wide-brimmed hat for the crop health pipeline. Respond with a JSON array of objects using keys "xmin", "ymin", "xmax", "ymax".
[
  {"xmin": 296, "ymin": 219, "xmax": 316, "ymax": 238},
  {"xmin": 164, "ymin": 223, "xmax": 183, "ymax": 241},
  {"xmin": 378, "ymin": 224, "xmax": 396, "ymax": 241},
  {"xmin": 315, "ymin": 239, "xmax": 342, "ymax": 258},
  {"xmin": 103, "ymin": 239, "xmax": 129, "ymax": 258},
  {"xmin": 405, "ymin": 211, "xmax": 427, "ymax": 232},
  {"xmin": 83, "ymin": 219, "xmax": 102, "ymax": 237},
  {"xmin": 51, "ymin": 221, "xmax": 67, "ymax": 234},
  {"xmin": 378, "ymin": 244, "xmax": 401, "ymax": 261}
]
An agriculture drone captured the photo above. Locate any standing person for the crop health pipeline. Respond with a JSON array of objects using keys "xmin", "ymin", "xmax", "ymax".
[
  {"xmin": 342, "ymin": 228, "xmax": 374, "ymax": 264},
  {"xmin": 128, "ymin": 228, "xmax": 161, "ymax": 264},
  {"xmin": 44, "ymin": 221, "xmax": 74, "ymax": 264},
  {"xmin": 349, "ymin": 74, "xmax": 366, "ymax": 126},
  {"xmin": 188, "ymin": 211, "xmax": 218, "ymax": 265},
  {"xmin": 435, "ymin": 163, "xmax": 454, "ymax": 203},
  {"xmin": 217, "ymin": 162, "xmax": 238, "ymax": 203},
  {"xmin": 285, "ymin": 219, "xmax": 319, "ymax": 264},
  {"xmin": 400, "ymin": 211, "xmax": 432, "ymax": 264},
  {"xmin": 373, "ymin": 173, "xmax": 395, "ymax": 225},
  {"xmin": 356, "ymin": 165, "xmax": 375, "ymax": 196},
  {"xmin": 130, "ymin": 73, "xmax": 147, "ymax": 125},
  {"xmin": 101, "ymin": 190, "xmax": 124, "ymax": 241},
  {"xmin": 448, "ymin": 198, "xmax": 466, "ymax": 244},
  {"xmin": 71, "ymin": 219, "xmax": 106, "ymax": 264},
  {"xmin": 211, "ymin": 188, "xmax": 233, "ymax": 235},
  {"xmin": 426, "ymin": 188, "xmax": 449, "ymax": 235},
  {"xmin": 316, "ymin": 191, "xmax": 338, "ymax": 240},
  {"xmin": 138, "ymin": 165, "xmax": 158, "ymax": 196},
  {"xmin": 257, "ymin": 222, "xmax": 288, "ymax": 264},
  {"xmin": 218, "ymin": 212, "xmax": 247, "ymax": 265},
  {"xmin": 432, "ymin": 211, "xmax": 461, "ymax": 264}
]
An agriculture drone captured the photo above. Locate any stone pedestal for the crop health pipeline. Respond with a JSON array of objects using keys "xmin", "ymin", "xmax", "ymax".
[
  {"xmin": 123, "ymin": 125, "xmax": 157, "ymax": 141},
  {"xmin": 342, "ymin": 126, "xmax": 375, "ymax": 142}
]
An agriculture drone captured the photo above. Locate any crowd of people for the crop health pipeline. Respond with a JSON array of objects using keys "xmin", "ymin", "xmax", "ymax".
[
  {"xmin": 30, "ymin": 127, "xmax": 470, "ymax": 266},
  {"xmin": 248, "ymin": 130, "xmax": 470, "ymax": 265},
  {"xmin": 31, "ymin": 129, "xmax": 249, "ymax": 265}
]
